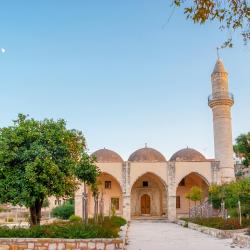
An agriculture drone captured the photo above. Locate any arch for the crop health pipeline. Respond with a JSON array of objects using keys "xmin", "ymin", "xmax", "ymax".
[
  {"xmin": 130, "ymin": 172, "xmax": 168, "ymax": 218},
  {"xmin": 130, "ymin": 171, "xmax": 168, "ymax": 193},
  {"xmin": 176, "ymin": 171, "xmax": 210, "ymax": 189},
  {"xmin": 88, "ymin": 172, "xmax": 123, "ymax": 218},
  {"xmin": 176, "ymin": 172, "xmax": 210, "ymax": 218}
]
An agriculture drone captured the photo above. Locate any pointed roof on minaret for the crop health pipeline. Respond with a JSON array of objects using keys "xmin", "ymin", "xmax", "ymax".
[{"xmin": 212, "ymin": 58, "xmax": 227, "ymax": 74}]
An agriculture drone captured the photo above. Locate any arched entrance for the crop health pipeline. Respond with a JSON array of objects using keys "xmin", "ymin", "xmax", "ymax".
[
  {"xmin": 176, "ymin": 172, "xmax": 209, "ymax": 218},
  {"xmin": 130, "ymin": 172, "xmax": 167, "ymax": 218},
  {"xmin": 88, "ymin": 172, "xmax": 123, "ymax": 217},
  {"xmin": 141, "ymin": 194, "xmax": 150, "ymax": 214}
]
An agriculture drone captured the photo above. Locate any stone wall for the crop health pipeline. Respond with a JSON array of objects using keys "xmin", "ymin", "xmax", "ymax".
[
  {"xmin": 0, "ymin": 238, "xmax": 124, "ymax": 250},
  {"xmin": 176, "ymin": 220, "xmax": 248, "ymax": 239},
  {"xmin": 233, "ymin": 233, "xmax": 250, "ymax": 248}
]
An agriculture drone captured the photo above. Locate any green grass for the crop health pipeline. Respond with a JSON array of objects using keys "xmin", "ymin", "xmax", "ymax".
[
  {"xmin": 0, "ymin": 216, "xmax": 126, "ymax": 239},
  {"xmin": 182, "ymin": 217, "xmax": 250, "ymax": 230}
]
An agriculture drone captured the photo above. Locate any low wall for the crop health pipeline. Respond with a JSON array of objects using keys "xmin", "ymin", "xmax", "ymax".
[
  {"xmin": 0, "ymin": 238, "xmax": 124, "ymax": 250},
  {"xmin": 176, "ymin": 220, "xmax": 248, "ymax": 239},
  {"xmin": 233, "ymin": 233, "xmax": 250, "ymax": 248}
]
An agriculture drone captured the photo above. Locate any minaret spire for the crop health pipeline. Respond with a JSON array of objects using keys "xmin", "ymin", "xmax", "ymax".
[{"xmin": 208, "ymin": 58, "xmax": 235, "ymax": 183}]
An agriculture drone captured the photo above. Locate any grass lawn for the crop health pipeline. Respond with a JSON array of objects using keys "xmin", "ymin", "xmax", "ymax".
[{"xmin": 0, "ymin": 216, "xmax": 126, "ymax": 239}]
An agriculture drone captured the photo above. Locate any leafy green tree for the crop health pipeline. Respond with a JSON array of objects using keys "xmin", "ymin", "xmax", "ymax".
[
  {"xmin": 234, "ymin": 132, "xmax": 250, "ymax": 167},
  {"xmin": 173, "ymin": 0, "xmax": 249, "ymax": 47},
  {"xmin": 209, "ymin": 178, "xmax": 250, "ymax": 219},
  {"xmin": 75, "ymin": 154, "xmax": 100, "ymax": 223},
  {"xmin": 189, "ymin": 186, "xmax": 203, "ymax": 206},
  {"xmin": 0, "ymin": 114, "xmax": 85, "ymax": 226},
  {"xmin": 186, "ymin": 186, "xmax": 203, "ymax": 217}
]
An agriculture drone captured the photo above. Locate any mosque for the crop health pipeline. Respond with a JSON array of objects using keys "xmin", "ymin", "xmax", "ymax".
[{"xmin": 75, "ymin": 58, "xmax": 235, "ymax": 221}]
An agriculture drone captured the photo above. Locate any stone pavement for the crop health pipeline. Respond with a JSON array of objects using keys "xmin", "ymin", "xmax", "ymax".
[{"xmin": 127, "ymin": 220, "xmax": 248, "ymax": 250}]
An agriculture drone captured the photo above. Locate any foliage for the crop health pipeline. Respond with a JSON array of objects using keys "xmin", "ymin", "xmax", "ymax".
[
  {"xmin": 0, "ymin": 114, "xmax": 86, "ymax": 225},
  {"xmin": 173, "ymin": 0, "xmax": 250, "ymax": 47},
  {"xmin": 51, "ymin": 202, "xmax": 74, "ymax": 220},
  {"xmin": 0, "ymin": 216, "xmax": 126, "ymax": 238},
  {"xmin": 74, "ymin": 154, "xmax": 100, "ymax": 185},
  {"xmin": 182, "ymin": 217, "xmax": 250, "ymax": 230},
  {"xmin": 234, "ymin": 132, "xmax": 250, "ymax": 167},
  {"xmin": 69, "ymin": 215, "xmax": 82, "ymax": 223},
  {"xmin": 186, "ymin": 186, "xmax": 203, "ymax": 203},
  {"xmin": 42, "ymin": 198, "xmax": 50, "ymax": 208},
  {"xmin": 209, "ymin": 178, "xmax": 250, "ymax": 217}
]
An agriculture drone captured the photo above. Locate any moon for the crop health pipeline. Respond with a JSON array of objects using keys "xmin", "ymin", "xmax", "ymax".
[{"xmin": 1, "ymin": 48, "xmax": 6, "ymax": 53}]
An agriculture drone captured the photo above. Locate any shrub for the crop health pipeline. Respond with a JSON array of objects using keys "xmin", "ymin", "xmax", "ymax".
[
  {"xmin": 69, "ymin": 215, "xmax": 82, "ymax": 223},
  {"xmin": 51, "ymin": 203, "xmax": 74, "ymax": 220},
  {"xmin": 183, "ymin": 217, "xmax": 250, "ymax": 230},
  {"xmin": 0, "ymin": 216, "xmax": 126, "ymax": 238}
]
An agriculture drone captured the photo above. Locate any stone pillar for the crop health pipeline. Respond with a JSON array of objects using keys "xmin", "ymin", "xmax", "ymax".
[
  {"xmin": 122, "ymin": 162, "xmax": 131, "ymax": 221},
  {"xmin": 208, "ymin": 59, "xmax": 235, "ymax": 183},
  {"xmin": 74, "ymin": 184, "xmax": 84, "ymax": 218},
  {"xmin": 167, "ymin": 161, "xmax": 176, "ymax": 221},
  {"xmin": 211, "ymin": 161, "xmax": 220, "ymax": 184}
]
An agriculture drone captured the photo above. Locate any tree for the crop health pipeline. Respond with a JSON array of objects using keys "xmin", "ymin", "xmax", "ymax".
[
  {"xmin": 173, "ymin": 0, "xmax": 250, "ymax": 47},
  {"xmin": 186, "ymin": 186, "xmax": 203, "ymax": 217},
  {"xmin": 91, "ymin": 181, "xmax": 100, "ymax": 224},
  {"xmin": 0, "ymin": 114, "xmax": 85, "ymax": 226},
  {"xmin": 74, "ymin": 154, "xmax": 100, "ymax": 224},
  {"xmin": 209, "ymin": 179, "xmax": 250, "ymax": 220},
  {"xmin": 185, "ymin": 192, "xmax": 191, "ymax": 218},
  {"xmin": 234, "ymin": 132, "xmax": 250, "ymax": 167}
]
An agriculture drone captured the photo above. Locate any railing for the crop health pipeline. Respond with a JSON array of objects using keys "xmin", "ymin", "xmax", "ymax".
[
  {"xmin": 189, "ymin": 199, "xmax": 227, "ymax": 218},
  {"xmin": 208, "ymin": 92, "xmax": 234, "ymax": 103}
]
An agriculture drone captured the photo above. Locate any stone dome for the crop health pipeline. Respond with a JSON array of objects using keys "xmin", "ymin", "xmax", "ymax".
[
  {"xmin": 128, "ymin": 147, "xmax": 166, "ymax": 162},
  {"xmin": 91, "ymin": 148, "xmax": 123, "ymax": 163},
  {"xmin": 170, "ymin": 148, "xmax": 206, "ymax": 161}
]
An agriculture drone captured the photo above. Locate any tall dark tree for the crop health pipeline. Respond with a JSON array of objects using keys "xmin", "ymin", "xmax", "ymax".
[{"xmin": 0, "ymin": 114, "xmax": 85, "ymax": 226}]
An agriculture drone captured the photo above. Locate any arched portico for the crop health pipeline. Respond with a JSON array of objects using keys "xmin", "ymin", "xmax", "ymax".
[
  {"xmin": 176, "ymin": 172, "xmax": 209, "ymax": 218},
  {"xmin": 130, "ymin": 172, "xmax": 168, "ymax": 218},
  {"xmin": 88, "ymin": 172, "xmax": 123, "ymax": 217}
]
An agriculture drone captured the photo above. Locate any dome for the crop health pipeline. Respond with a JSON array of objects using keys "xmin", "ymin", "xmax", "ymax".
[
  {"xmin": 91, "ymin": 148, "xmax": 123, "ymax": 163},
  {"xmin": 128, "ymin": 147, "xmax": 166, "ymax": 162},
  {"xmin": 170, "ymin": 148, "xmax": 206, "ymax": 161},
  {"xmin": 212, "ymin": 59, "xmax": 227, "ymax": 74}
]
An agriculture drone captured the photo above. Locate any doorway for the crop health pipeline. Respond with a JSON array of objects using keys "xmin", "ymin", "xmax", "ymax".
[{"xmin": 141, "ymin": 194, "xmax": 150, "ymax": 215}]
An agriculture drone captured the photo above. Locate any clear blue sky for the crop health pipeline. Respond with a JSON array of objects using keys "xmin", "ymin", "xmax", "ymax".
[{"xmin": 0, "ymin": 1, "xmax": 249, "ymax": 160}]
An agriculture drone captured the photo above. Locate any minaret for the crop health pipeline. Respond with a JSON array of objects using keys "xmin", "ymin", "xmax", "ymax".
[{"xmin": 208, "ymin": 58, "xmax": 235, "ymax": 183}]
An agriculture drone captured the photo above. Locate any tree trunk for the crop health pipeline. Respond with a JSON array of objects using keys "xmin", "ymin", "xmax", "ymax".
[
  {"xmin": 29, "ymin": 199, "xmax": 43, "ymax": 226},
  {"xmin": 82, "ymin": 182, "xmax": 88, "ymax": 224}
]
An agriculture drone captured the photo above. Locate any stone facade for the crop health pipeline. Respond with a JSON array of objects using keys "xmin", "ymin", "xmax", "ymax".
[
  {"xmin": 74, "ymin": 59, "xmax": 236, "ymax": 222},
  {"xmin": 0, "ymin": 238, "xmax": 124, "ymax": 250}
]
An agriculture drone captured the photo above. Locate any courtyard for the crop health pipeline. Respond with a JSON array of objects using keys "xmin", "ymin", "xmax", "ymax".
[{"xmin": 127, "ymin": 220, "xmax": 247, "ymax": 250}]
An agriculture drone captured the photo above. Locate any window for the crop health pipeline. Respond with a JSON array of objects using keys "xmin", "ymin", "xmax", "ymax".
[
  {"xmin": 142, "ymin": 181, "xmax": 148, "ymax": 187},
  {"xmin": 176, "ymin": 196, "xmax": 180, "ymax": 208},
  {"xmin": 179, "ymin": 178, "xmax": 185, "ymax": 186},
  {"xmin": 105, "ymin": 181, "xmax": 112, "ymax": 189},
  {"xmin": 111, "ymin": 198, "xmax": 119, "ymax": 210}
]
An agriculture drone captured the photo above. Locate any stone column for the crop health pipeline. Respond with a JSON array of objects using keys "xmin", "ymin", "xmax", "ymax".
[
  {"xmin": 167, "ymin": 161, "xmax": 176, "ymax": 221},
  {"xmin": 122, "ymin": 161, "xmax": 131, "ymax": 221},
  {"xmin": 211, "ymin": 161, "xmax": 220, "ymax": 184}
]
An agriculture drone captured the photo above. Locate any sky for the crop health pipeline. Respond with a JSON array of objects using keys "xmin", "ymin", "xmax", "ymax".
[{"xmin": 0, "ymin": 1, "xmax": 249, "ymax": 160}]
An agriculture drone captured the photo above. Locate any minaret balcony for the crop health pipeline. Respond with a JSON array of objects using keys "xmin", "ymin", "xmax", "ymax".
[{"xmin": 208, "ymin": 92, "xmax": 234, "ymax": 108}]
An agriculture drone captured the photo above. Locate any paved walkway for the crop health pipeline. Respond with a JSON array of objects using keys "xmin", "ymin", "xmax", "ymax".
[{"xmin": 127, "ymin": 221, "xmax": 247, "ymax": 250}]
